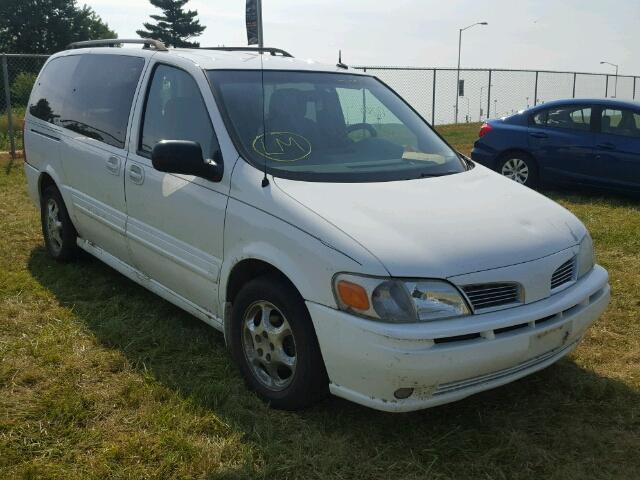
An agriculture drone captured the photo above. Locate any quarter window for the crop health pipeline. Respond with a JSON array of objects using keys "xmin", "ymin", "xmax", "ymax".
[
  {"xmin": 140, "ymin": 64, "xmax": 219, "ymax": 158},
  {"xmin": 601, "ymin": 108, "xmax": 640, "ymax": 138},
  {"xmin": 29, "ymin": 56, "xmax": 81, "ymax": 125}
]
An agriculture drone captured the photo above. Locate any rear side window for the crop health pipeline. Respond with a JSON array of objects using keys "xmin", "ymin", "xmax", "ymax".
[
  {"xmin": 29, "ymin": 56, "xmax": 81, "ymax": 124},
  {"xmin": 533, "ymin": 105, "xmax": 592, "ymax": 131},
  {"xmin": 140, "ymin": 64, "xmax": 218, "ymax": 158},
  {"xmin": 63, "ymin": 55, "xmax": 145, "ymax": 148},
  {"xmin": 28, "ymin": 54, "xmax": 144, "ymax": 149}
]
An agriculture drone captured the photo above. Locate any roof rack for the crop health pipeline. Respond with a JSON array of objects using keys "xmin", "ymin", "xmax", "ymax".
[
  {"xmin": 66, "ymin": 38, "xmax": 168, "ymax": 52},
  {"xmin": 199, "ymin": 47, "xmax": 293, "ymax": 58}
]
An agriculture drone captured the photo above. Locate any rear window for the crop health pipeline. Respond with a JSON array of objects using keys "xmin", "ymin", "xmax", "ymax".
[{"xmin": 29, "ymin": 54, "xmax": 144, "ymax": 149}]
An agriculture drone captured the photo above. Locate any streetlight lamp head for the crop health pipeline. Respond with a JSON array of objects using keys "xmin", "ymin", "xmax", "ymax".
[{"xmin": 480, "ymin": 22, "xmax": 488, "ymax": 25}]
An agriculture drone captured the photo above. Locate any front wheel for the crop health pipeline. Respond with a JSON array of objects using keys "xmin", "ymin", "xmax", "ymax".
[
  {"xmin": 498, "ymin": 154, "xmax": 538, "ymax": 188},
  {"xmin": 230, "ymin": 274, "xmax": 328, "ymax": 410}
]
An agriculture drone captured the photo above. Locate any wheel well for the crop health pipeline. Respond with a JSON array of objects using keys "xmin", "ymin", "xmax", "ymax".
[
  {"xmin": 38, "ymin": 172, "xmax": 57, "ymax": 200},
  {"xmin": 226, "ymin": 259, "xmax": 299, "ymax": 304},
  {"xmin": 497, "ymin": 149, "xmax": 536, "ymax": 166}
]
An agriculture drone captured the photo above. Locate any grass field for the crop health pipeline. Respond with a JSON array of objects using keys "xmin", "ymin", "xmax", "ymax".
[
  {"xmin": 0, "ymin": 109, "xmax": 25, "ymax": 152},
  {"xmin": 1, "ymin": 124, "xmax": 639, "ymax": 479}
]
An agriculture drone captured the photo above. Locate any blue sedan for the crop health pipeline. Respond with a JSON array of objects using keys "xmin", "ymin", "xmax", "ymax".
[{"xmin": 471, "ymin": 98, "xmax": 640, "ymax": 194}]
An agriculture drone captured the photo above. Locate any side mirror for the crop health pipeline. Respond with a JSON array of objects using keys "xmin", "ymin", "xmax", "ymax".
[{"xmin": 151, "ymin": 140, "xmax": 223, "ymax": 182}]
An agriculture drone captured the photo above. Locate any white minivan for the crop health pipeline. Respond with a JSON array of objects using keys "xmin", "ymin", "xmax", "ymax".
[{"xmin": 23, "ymin": 39, "xmax": 610, "ymax": 412}]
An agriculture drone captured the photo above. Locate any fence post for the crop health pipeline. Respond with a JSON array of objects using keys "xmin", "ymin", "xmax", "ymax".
[
  {"xmin": 486, "ymin": 69, "xmax": 492, "ymax": 118},
  {"xmin": 2, "ymin": 54, "xmax": 16, "ymax": 160},
  {"xmin": 572, "ymin": 73, "xmax": 576, "ymax": 98},
  {"xmin": 605, "ymin": 75, "xmax": 609, "ymax": 98},
  {"xmin": 534, "ymin": 71, "xmax": 539, "ymax": 106},
  {"xmin": 431, "ymin": 68, "xmax": 436, "ymax": 125}
]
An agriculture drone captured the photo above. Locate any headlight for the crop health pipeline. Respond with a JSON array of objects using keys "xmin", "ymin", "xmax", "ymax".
[
  {"xmin": 333, "ymin": 273, "xmax": 471, "ymax": 323},
  {"xmin": 576, "ymin": 232, "xmax": 595, "ymax": 279}
]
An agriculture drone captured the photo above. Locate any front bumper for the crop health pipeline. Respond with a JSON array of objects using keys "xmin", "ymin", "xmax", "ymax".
[{"xmin": 308, "ymin": 265, "xmax": 609, "ymax": 412}]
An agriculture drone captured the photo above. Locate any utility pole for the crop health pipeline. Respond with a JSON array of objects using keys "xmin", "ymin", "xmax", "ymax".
[
  {"xmin": 455, "ymin": 21, "xmax": 488, "ymax": 123},
  {"xmin": 600, "ymin": 61, "xmax": 619, "ymax": 98}
]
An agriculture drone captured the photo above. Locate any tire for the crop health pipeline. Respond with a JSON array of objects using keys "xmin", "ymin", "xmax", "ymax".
[
  {"xmin": 40, "ymin": 185, "xmax": 79, "ymax": 261},
  {"xmin": 497, "ymin": 153, "xmax": 538, "ymax": 188},
  {"xmin": 230, "ymin": 273, "xmax": 328, "ymax": 410}
]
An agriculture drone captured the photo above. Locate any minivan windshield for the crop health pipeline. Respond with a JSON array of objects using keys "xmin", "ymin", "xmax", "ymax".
[{"xmin": 207, "ymin": 70, "xmax": 466, "ymax": 182}]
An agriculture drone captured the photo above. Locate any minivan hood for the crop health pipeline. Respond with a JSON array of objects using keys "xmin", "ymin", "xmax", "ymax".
[{"xmin": 273, "ymin": 165, "xmax": 586, "ymax": 278}]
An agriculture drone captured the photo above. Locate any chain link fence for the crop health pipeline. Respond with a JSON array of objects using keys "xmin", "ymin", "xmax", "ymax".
[
  {"xmin": 357, "ymin": 66, "xmax": 639, "ymax": 126},
  {"xmin": 1, "ymin": 53, "xmax": 639, "ymax": 157},
  {"xmin": 1, "ymin": 54, "xmax": 49, "ymax": 157}
]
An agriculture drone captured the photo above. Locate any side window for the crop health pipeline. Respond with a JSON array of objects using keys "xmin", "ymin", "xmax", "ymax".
[
  {"xmin": 601, "ymin": 108, "xmax": 640, "ymax": 138},
  {"xmin": 140, "ymin": 64, "xmax": 219, "ymax": 157},
  {"xmin": 28, "ymin": 56, "xmax": 81, "ymax": 125},
  {"xmin": 545, "ymin": 106, "xmax": 592, "ymax": 131},
  {"xmin": 63, "ymin": 55, "xmax": 144, "ymax": 149},
  {"xmin": 531, "ymin": 110, "xmax": 547, "ymax": 126}
]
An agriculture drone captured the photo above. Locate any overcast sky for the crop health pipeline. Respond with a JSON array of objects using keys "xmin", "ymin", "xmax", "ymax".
[{"xmin": 84, "ymin": 0, "xmax": 639, "ymax": 74}]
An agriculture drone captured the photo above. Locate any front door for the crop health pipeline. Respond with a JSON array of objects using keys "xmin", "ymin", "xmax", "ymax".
[
  {"xmin": 592, "ymin": 106, "xmax": 640, "ymax": 192},
  {"xmin": 124, "ymin": 63, "xmax": 228, "ymax": 317}
]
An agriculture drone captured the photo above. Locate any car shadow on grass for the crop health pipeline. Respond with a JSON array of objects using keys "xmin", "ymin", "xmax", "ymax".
[{"xmin": 27, "ymin": 245, "xmax": 640, "ymax": 478}]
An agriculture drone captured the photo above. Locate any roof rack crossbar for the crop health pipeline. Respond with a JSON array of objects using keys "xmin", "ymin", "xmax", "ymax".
[
  {"xmin": 67, "ymin": 38, "xmax": 168, "ymax": 52},
  {"xmin": 199, "ymin": 47, "xmax": 293, "ymax": 57}
]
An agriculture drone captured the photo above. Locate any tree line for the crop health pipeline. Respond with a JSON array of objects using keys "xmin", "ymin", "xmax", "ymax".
[{"xmin": 0, "ymin": 0, "xmax": 206, "ymax": 54}]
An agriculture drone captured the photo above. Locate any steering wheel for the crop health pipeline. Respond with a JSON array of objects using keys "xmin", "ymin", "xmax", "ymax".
[{"xmin": 345, "ymin": 123, "xmax": 378, "ymax": 138}]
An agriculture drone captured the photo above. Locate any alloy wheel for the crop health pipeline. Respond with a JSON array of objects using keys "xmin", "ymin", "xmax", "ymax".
[
  {"xmin": 46, "ymin": 198, "xmax": 64, "ymax": 254},
  {"xmin": 241, "ymin": 300, "xmax": 297, "ymax": 391},
  {"xmin": 501, "ymin": 158, "xmax": 529, "ymax": 184}
]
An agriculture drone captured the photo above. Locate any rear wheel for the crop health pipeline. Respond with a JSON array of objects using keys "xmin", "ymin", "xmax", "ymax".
[
  {"xmin": 230, "ymin": 274, "xmax": 328, "ymax": 409},
  {"xmin": 498, "ymin": 153, "xmax": 538, "ymax": 188},
  {"xmin": 41, "ymin": 185, "xmax": 79, "ymax": 261}
]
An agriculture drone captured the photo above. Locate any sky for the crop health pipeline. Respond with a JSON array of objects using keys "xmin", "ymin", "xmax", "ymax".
[{"xmin": 83, "ymin": 0, "xmax": 640, "ymax": 75}]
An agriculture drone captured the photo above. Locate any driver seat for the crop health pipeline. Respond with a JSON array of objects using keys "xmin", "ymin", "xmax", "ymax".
[{"xmin": 267, "ymin": 88, "xmax": 319, "ymax": 143}]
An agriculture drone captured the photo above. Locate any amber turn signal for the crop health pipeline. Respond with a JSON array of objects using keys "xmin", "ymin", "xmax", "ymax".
[{"xmin": 336, "ymin": 280, "xmax": 370, "ymax": 311}]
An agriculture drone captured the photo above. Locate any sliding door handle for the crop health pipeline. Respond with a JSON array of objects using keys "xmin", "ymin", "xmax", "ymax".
[{"xmin": 105, "ymin": 155, "xmax": 121, "ymax": 175}]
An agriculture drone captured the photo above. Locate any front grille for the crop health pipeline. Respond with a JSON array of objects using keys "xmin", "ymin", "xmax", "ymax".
[
  {"xmin": 462, "ymin": 283, "xmax": 521, "ymax": 311},
  {"xmin": 551, "ymin": 258, "xmax": 575, "ymax": 290}
]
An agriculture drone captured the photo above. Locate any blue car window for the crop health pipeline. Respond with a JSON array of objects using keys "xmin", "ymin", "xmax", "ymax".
[
  {"xmin": 545, "ymin": 106, "xmax": 591, "ymax": 131},
  {"xmin": 601, "ymin": 108, "xmax": 640, "ymax": 138}
]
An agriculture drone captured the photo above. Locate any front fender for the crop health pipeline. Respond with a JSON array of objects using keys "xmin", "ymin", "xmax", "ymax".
[{"xmin": 219, "ymin": 197, "xmax": 367, "ymax": 311}]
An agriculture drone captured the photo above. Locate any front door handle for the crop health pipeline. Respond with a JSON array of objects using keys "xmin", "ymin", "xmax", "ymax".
[
  {"xmin": 106, "ymin": 155, "xmax": 121, "ymax": 175},
  {"xmin": 529, "ymin": 132, "xmax": 548, "ymax": 139},
  {"xmin": 596, "ymin": 142, "xmax": 615, "ymax": 150},
  {"xmin": 128, "ymin": 164, "xmax": 145, "ymax": 185}
]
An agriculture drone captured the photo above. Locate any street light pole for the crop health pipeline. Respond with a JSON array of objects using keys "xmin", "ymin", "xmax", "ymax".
[
  {"xmin": 456, "ymin": 21, "xmax": 488, "ymax": 124},
  {"xmin": 600, "ymin": 61, "xmax": 619, "ymax": 98}
]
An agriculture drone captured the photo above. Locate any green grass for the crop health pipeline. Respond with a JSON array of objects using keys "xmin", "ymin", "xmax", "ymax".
[
  {"xmin": 0, "ymin": 108, "xmax": 25, "ymax": 151},
  {"xmin": 1, "ymin": 125, "xmax": 639, "ymax": 479}
]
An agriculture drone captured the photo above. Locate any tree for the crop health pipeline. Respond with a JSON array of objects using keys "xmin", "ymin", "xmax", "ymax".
[
  {"xmin": 0, "ymin": 0, "xmax": 116, "ymax": 54},
  {"xmin": 136, "ymin": 0, "xmax": 205, "ymax": 48}
]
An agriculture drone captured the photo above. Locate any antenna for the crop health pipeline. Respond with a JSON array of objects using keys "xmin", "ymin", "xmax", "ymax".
[
  {"xmin": 259, "ymin": 52, "xmax": 269, "ymax": 188},
  {"xmin": 337, "ymin": 49, "xmax": 348, "ymax": 69}
]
